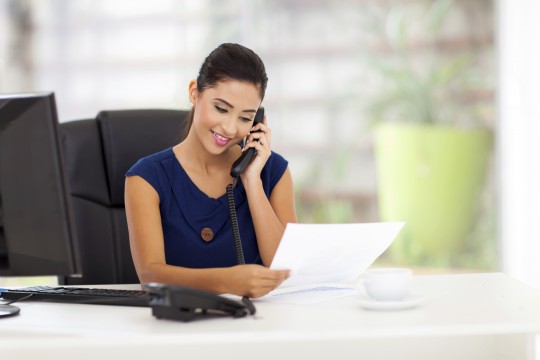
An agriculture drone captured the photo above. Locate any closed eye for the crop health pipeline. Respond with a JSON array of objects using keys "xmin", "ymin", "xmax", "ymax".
[
  {"xmin": 240, "ymin": 116, "xmax": 252, "ymax": 123},
  {"xmin": 215, "ymin": 105, "xmax": 227, "ymax": 113}
]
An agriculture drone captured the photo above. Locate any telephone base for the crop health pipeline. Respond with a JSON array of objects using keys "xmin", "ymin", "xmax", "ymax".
[{"xmin": 144, "ymin": 283, "xmax": 250, "ymax": 322}]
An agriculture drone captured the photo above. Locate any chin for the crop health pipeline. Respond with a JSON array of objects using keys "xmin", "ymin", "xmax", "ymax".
[{"xmin": 206, "ymin": 141, "xmax": 234, "ymax": 156}]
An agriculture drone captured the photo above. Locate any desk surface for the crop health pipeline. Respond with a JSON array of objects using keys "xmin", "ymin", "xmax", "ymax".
[{"xmin": 2, "ymin": 273, "xmax": 540, "ymax": 360}]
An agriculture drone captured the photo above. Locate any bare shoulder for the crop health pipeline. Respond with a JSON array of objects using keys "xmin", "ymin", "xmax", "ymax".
[
  {"xmin": 270, "ymin": 167, "xmax": 297, "ymax": 223},
  {"xmin": 125, "ymin": 175, "xmax": 159, "ymax": 203}
]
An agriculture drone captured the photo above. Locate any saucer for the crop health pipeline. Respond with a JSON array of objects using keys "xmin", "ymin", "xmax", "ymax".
[
  {"xmin": 356, "ymin": 294, "xmax": 425, "ymax": 311},
  {"xmin": 0, "ymin": 304, "xmax": 20, "ymax": 318}
]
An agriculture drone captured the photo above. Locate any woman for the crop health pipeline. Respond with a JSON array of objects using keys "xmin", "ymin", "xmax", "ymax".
[{"xmin": 125, "ymin": 43, "xmax": 296, "ymax": 298}]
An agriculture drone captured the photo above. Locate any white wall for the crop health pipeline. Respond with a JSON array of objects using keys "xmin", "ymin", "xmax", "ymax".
[{"xmin": 498, "ymin": 0, "xmax": 540, "ymax": 287}]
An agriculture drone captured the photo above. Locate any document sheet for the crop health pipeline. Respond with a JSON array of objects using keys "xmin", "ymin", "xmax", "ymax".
[
  {"xmin": 259, "ymin": 283, "xmax": 360, "ymax": 304},
  {"xmin": 269, "ymin": 222, "xmax": 404, "ymax": 288}
]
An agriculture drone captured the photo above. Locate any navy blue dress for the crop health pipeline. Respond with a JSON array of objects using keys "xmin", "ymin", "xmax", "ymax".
[{"xmin": 126, "ymin": 147, "xmax": 288, "ymax": 268}]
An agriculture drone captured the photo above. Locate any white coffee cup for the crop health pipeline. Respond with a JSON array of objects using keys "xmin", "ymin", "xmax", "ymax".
[{"xmin": 363, "ymin": 268, "xmax": 412, "ymax": 302}]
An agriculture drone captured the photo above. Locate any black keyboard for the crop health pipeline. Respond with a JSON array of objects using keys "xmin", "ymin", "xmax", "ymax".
[{"xmin": 0, "ymin": 286, "xmax": 149, "ymax": 307}]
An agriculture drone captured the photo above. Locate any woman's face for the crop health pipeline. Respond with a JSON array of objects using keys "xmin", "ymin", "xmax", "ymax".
[{"xmin": 190, "ymin": 79, "xmax": 261, "ymax": 156}]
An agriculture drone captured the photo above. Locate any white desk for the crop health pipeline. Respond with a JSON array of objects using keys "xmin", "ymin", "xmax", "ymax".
[{"xmin": 1, "ymin": 273, "xmax": 540, "ymax": 360}]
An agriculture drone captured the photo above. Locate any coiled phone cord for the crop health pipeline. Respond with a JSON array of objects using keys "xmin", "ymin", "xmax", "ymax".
[
  {"xmin": 227, "ymin": 183, "xmax": 245, "ymax": 265},
  {"xmin": 226, "ymin": 182, "xmax": 256, "ymax": 315}
]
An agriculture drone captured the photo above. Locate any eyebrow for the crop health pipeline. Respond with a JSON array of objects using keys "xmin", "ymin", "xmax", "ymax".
[{"xmin": 214, "ymin": 98, "xmax": 257, "ymax": 113}]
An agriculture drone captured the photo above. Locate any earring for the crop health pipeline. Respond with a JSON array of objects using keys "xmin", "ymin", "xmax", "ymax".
[{"xmin": 190, "ymin": 102, "xmax": 194, "ymax": 109}]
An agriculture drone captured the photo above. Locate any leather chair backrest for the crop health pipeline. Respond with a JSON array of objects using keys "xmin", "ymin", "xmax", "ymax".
[{"xmin": 60, "ymin": 109, "xmax": 189, "ymax": 284}]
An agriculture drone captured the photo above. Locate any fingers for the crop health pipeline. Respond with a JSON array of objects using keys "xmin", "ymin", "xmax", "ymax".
[
  {"xmin": 251, "ymin": 120, "xmax": 268, "ymax": 133},
  {"xmin": 261, "ymin": 268, "xmax": 290, "ymax": 281},
  {"xmin": 248, "ymin": 266, "xmax": 289, "ymax": 280},
  {"xmin": 240, "ymin": 266, "xmax": 290, "ymax": 298},
  {"xmin": 248, "ymin": 123, "xmax": 271, "ymax": 142},
  {"xmin": 245, "ymin": 124, "xmax": 271, "ymax": 152},
  {"xmin": 248, "ymin": 280, "xmax": 285, "ymax": 298},
  {"xmin": 253, "ymin": 269, "xmax": 289, "ymax": 288},
  {"xmin": 254, "ymin": 269, "xmax": 290, "ymax": 297}
]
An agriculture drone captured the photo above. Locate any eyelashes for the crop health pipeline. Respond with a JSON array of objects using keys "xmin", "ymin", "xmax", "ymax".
[
  {"xmin": 214, "ymin": 105, "xmax": 253, "ymax": 123},
  {"xmin": 215, "ymin": 105, "xmax": 227, "ymax": 113}
]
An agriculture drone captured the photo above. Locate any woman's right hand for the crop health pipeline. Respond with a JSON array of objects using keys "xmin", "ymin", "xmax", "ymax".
[{"xmin": 225, "ymin": 264, "xmax": 290, "ymax": 298}]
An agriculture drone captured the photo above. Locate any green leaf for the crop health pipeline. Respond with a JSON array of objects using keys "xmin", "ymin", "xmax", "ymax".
[
  {"xmin": 385, "ymin": 5, "xmax": 407, "ymax": 51},
  {"xmin": 429, "ymin": 54, "xmax": 471, "ymax": 87},
  {"xmin": 426, "ymin": 0, "xmax": 454, "ymax": 34}
]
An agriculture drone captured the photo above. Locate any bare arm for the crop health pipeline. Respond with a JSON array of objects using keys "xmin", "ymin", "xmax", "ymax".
[
  {"xmin": 240, "ymin": 116, "xmax": 298, "ymax": 267},
  {"xmin": 242, "ymin": 167, "xmax": 297, "ymax": 267},
  {"xmin": 125, "ymin": 175, "xmax": 289, "ymax": 297}
]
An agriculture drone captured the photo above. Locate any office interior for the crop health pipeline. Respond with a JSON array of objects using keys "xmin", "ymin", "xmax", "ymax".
[{"xmin": 0, "ymin": 0, "xmax": 538, "ymax": 289}]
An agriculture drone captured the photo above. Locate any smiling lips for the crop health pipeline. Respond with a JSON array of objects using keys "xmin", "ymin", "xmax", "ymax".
[{"xmin": 211, "ymin": 130, "xmax": 231, "ymax": 146}]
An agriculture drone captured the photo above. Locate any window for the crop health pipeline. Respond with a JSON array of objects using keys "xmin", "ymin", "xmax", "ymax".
[{"xmin": 0, "ymin": 0, "xmax": 496, "ymax": 276}]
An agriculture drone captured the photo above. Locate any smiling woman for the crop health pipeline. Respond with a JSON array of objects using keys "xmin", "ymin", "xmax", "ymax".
[
  {"xmin": 124, "ymin": 43, "xmax": 297, "ymax": 299},
  {"xmin": 185, "ymin": 79, "xmax": 261, "ymax": 156}
]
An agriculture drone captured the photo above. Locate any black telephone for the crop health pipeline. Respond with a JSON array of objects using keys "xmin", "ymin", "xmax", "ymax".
[
  {"xmin": 230, "ymin": 107, "xmax": 265, "ymax": 178},
  {"xmin": 146, "ymin": 107, "xmax": 265, "ymax": 322},
  {"xmin": 144, "ymin": 283, "xmax": 249, "ymax": 321}
]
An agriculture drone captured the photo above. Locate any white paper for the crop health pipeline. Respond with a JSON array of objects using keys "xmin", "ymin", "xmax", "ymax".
[
  {"xmin": 270, "ymin": 222, "xmax": 404, "ymax": 288},
  {"xmin": 259, "ymin": 283, "xmax": 360, "ymax": 304}
]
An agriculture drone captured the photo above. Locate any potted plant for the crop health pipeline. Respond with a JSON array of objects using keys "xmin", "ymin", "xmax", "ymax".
[{"xmin": 369, "ymin": 0, "xmax": 493, "ymax": 267}]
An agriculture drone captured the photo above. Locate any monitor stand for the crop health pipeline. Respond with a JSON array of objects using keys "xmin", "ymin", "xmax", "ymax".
[{"xmin": 0, "ymin": 304, "xmax": 20, "ymax": 318}]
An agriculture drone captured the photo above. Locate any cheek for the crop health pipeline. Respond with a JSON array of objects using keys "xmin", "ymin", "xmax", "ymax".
[
  {"xmin": 195, "ymin": 106, "xmax": 217, "ymax": 129},
  {"xmin": 239, "ymin": 122, "xmax": 255, "ymax": 137},
  {"xmin": 238, "ymin": 127, "xmax": 252, "ymax": 139}
]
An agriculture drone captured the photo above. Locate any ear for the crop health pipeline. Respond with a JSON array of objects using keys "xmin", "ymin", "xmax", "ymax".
[{"xmin": 188, "ymin": 80, "xmax": 198, "ymax": 106}]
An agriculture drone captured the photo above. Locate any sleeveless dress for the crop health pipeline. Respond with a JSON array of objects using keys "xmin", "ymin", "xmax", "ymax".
[{"xmin": 126, "ymin": 147, "xmax": 288, "ymax": 268}]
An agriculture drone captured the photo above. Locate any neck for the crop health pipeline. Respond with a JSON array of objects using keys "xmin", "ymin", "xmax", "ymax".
[{"xmin": 176, "ymin": 133, "xmax": 235, "ymax": 176}]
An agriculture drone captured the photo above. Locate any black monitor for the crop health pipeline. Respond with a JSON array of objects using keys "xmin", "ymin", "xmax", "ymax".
[{"xmin": 0, "ymin": 92, "xmax": 81, "ymax": 278}]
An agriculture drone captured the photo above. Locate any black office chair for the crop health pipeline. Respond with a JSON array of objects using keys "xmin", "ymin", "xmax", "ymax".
[{"xmin": 59, "ymin": 109, "xmax": 189, "ymax": 285}]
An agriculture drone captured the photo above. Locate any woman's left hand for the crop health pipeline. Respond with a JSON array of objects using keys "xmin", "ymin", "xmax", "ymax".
[{"xmin": 240, "ymin": 115, "xmax": 271, "ymax": 182}]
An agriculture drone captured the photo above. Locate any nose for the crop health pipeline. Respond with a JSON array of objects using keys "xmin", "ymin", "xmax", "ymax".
[{"xmin": 220, "ymin": 115, "xmax": 236, "ymax": 137}]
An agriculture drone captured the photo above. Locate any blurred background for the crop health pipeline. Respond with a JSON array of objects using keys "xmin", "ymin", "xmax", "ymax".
[{"xmin": 1, "ymin": 0, "xmax": 538, "ymax": 288}]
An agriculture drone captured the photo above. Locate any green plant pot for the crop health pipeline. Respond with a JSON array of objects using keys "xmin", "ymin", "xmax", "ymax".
[{"xmin": 374, "ymin": 123, "xmax": 492, "ymax": 266}]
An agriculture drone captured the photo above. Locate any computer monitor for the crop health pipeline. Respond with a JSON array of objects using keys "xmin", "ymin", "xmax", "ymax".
[{"xmin": 0, "ymin": 92, "xmax": 81, "ymax": 277}]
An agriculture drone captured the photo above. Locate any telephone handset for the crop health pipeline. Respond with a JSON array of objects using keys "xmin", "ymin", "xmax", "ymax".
[{"xmin": 230, "ymin": 107, "xmax": 264, "ymax": 178}]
